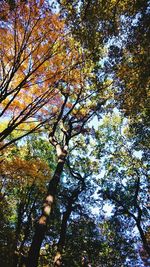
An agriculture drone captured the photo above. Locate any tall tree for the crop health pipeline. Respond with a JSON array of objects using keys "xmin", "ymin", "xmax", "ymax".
[{"xmin": 26, "ymin": 90, "xmax": 105, "ymax": 266}]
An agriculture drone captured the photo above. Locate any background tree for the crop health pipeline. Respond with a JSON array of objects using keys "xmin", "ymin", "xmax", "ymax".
[
  {"xmin": 0, "ymin": 135, "xmax": 53, "ymax": 266},
  {"xmin": 94, "ymin": 112, "xmax": 150, "ymax": 259}
]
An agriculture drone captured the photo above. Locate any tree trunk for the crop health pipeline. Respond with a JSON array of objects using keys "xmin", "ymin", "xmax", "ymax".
[
  {"xmin": 53, "ymin": 209, "xmax": 71, "ymax": 266},
  {"xmin": 13, "ymin": 202, "xmax": 24, "ymax": 267},
  {"xmin": 53, "ymin": 186, "xmax": 84, "ymax": 266},
  {"xmin": 27, "ymin": 160, "xmax": 65, "ymax": 267},
  {"xmin": 136, "ymin": 221, "xmax": 150, "ymax": 257}
]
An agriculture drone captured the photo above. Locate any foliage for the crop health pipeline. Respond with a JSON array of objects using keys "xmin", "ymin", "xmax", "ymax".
[
  {"xmin": 0, "ymin": 1, "xmax": 149, "ymax": 267},
  {"xmin": 0, "ymin": 0, "xmax": 98, "ymax": 150},
  {"xmin": 94, "ymin": 112, "xmax": 150, "ymax": 259},
  {"xmin": 0, "ymin": 136, "xmax": 53, "ymax": 266}
]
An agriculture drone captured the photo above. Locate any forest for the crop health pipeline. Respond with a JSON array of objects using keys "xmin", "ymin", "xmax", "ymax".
[{"xmin": 0, "ymin": 0, "xmax": 149, "ymax": 266}]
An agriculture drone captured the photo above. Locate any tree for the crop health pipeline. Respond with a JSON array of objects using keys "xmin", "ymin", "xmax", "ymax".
[
  {"xmin": 94, "ymin": 112, "xmax": 150, "ymax": 260},
  {"xmin": 114, "ymin": 1, "xmax": 149, "ymax": 118},
  {"xmin": 61, "ymin": 0, "xmax": 149, "ymax": 119},
  {"xmin": 0, "ymin": 193, "xmax": 16, "ymax": 267},
  {"xmin": 0, "ymin": 0, "xmax": 89, "ymax": 150},
  {"xmin": 26, "ymin": 99, "xmax": 103, "ymax": 266},
  {"xmin": 0, "ymin": 135, "xmax": 53, "ymax": 266}
]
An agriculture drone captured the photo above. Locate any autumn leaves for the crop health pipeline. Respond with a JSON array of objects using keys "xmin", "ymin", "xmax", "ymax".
[{"xmin": 0, "ymin": 0, "xmax": 97, "ymax": 152}]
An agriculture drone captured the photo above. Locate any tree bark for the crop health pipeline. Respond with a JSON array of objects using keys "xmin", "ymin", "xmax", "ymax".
[
  {"xmin": 27, "ymin": 160, "xmax": 65, "ymax": 267},
  {"xmin": 13, "ymin": 202, "xmax": 24, "ymax": 267},
  {"xmin": 53, "ymin": 209, "xmax": 71, "ymax": 266},
  {"xmin": 53, "ymin": 180, "xmax": 85, "ymax": 266},
  {"xmin": 136, "ymin": 221, "xmax": 150, "ymax": 257}
]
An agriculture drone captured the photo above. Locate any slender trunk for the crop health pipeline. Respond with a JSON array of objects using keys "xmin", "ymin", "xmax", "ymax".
[
  {"xmin": 27, "ymin": 160, "xmax": 65, "ymax": 267},
  {"xmin": 13, "ymin": 202, "xmax": 24, "ymax": 267},
  {"xmin": 53, "ymin": 182, "xmax": 84, "ymax": 266},
  {"xmin": 54, "ymin": 209, "xmax": 71, "ymax": 266},
  {"xmin": 13, "ymin": 253, "xmax": 19, "ymax": 267},
  {"xmin": 136, "ymin": 221, "xmax": 150, "ymax": 257},
  {"xmin": 54, "ymin": 173, "xmax": 85, "ymax": 267}
]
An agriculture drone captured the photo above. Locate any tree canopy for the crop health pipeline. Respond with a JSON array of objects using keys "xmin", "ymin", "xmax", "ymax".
[{"xmin": 0, "ymin": 1, "xmax": 149, "ymax": 267}]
